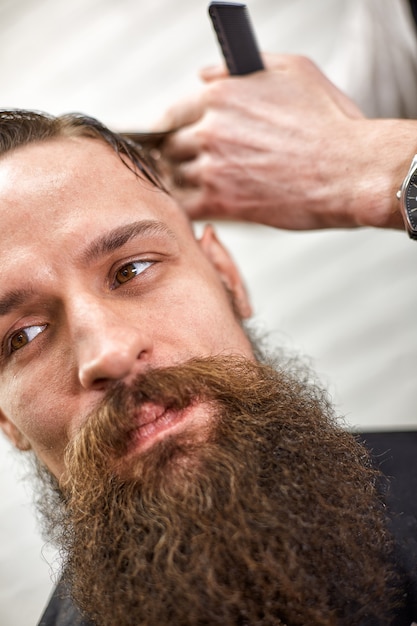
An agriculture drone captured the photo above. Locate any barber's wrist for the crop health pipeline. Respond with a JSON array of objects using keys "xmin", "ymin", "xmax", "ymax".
[{"xmin": 350, "ymin": 119, "xmax": 416, "ymax": 232}]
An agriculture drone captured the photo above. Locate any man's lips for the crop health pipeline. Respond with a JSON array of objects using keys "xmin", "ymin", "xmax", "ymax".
[{"xmin": 129, "ymin": 402, "xmax": 191, "ymax": 452}]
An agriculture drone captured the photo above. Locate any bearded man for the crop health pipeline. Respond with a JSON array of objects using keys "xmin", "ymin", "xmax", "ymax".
[{"xmin": 0, "ymin": 110, "xmax": 413, "ymax": 626}]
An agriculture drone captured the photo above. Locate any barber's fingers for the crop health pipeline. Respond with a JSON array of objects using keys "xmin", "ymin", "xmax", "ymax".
[
  {"xmin": 154, "ymin": 52, "xmax": 269, "ymax": 131},
  {"xmin": 294, "ymin": 55, "xmax": 363, "ymax": 119},
  {"xmin": 170, "ymin": 185, "xmax": 208, "ymax": 220},
  {"xmin": 170, "ymin": 158, "xmax": 246, "ymax": 222},
  {"xmin": 162, "ymin": 125, "xmax": 201, "ymax": 162},
  {"xmin": 199, "ymin": 63, "xmax": 229, "ymax": 82},
  {"xmin": 152, "ymin": 91, "xmax": 205, "ymax": 133},
  {"xmin": 170, "ymin": 157, "xmax": 203, "ymax": 189},
  {"xmin": 267, "ymin": 53, "xmax": 363, "ymax": 119},
  {"xmin": 168, "ymin": 161, "xmax": 208, "ymax": 220},
  {"xmin": 168, "ymin": 158, "xmax": 220, "ymax": 219},
  {"xmin": 199, "ymin": 52, "xmax": 272, "ymax": 80},
  {"xmin": 257, "ymin": 52, "xmax": 363, "ymax": 119}
]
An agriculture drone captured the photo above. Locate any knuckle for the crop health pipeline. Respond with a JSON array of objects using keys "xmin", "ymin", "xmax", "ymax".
[
  {"xmin": 291, "ymin": 54, "xmax": 319, "ymax": 74},
  {"xmin": 194, "ymin": 118, "xmax": 220, "ymax": 152},
  {"xmin": 158, "ymin": 106, "xmax": 177, "ymax": 131},
  {"xmin": 204, "ymin": 78, "xmax": 234, "ymax": 107},
  {"xmin": 198, "ymin": 154, "xmax": 217, "ymax": 187}
]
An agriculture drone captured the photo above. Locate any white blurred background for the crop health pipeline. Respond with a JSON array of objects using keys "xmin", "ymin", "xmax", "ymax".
[{"xmin": 0, "ymin": 1, "xmax": 416, "ymax": 624}]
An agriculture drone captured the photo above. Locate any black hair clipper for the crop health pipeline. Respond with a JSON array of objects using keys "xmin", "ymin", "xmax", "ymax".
[{"xmin": 208, "ymin": 2, "xmax": 264, "ymax": 75}]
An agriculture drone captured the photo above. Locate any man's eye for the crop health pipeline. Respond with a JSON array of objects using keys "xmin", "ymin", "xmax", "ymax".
[
  {"xmin": 114, "ymin": 260, "xmax": 153, "ymax": 286},
  {"xmin": 9, "ymin": 325, "xmax": 47, "ymax": 353}
]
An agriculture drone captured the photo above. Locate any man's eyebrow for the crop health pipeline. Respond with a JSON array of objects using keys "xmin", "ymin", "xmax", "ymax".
[
  {"xmin": 0, "ymin": 221, "xmax": 177, "ymax": 318},
  {"xmin": 79, "ymin": 219, "xmax": 177, "ymax": 265},
  {"xmin": 0, "ymin": 288, "xmax": 37, "ymax": 317}
]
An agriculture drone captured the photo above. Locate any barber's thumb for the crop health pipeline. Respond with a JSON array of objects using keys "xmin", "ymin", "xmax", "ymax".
[{"xmin": 199, "ymin": 63, "xmax": 229, "ymax": 82}]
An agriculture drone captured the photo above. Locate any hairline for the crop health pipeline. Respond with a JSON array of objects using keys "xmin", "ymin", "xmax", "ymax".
[{"xmin": 0, "ymin": 110, "xmax": 166, "ymax": 191}]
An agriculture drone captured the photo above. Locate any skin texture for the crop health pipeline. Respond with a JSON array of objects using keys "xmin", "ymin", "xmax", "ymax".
[
  {"xmin": 157, "ymin": 53, "xmax": 416, "ymax": 231},
  {"xmin": 0, "ymin": 136, "xmax": 254, "ymax": 478}
]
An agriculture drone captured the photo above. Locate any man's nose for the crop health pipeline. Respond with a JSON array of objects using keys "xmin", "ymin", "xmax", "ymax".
[{"xmin": 74, "ymin": 302, "xmax": 152, "ymax": 390}]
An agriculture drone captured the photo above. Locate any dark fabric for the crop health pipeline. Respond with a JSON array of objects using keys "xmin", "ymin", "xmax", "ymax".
[
  {"xmin": 359, "ymin": 431, "xmax": 417, "ymax": 626},
  {"xmin": 38, "ymin": 579, "xmax": 93, "ymax": 626},
  {"xmin": 38, "ymin": 431, "xmax": 417, "ymax": 626},
  {"xmin": 409, "ymin": 0, "xmax": 417, "ymax": 30}
]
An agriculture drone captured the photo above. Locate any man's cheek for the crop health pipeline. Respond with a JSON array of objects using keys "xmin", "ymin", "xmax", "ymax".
[{"xmin": 9, "ymin": 390, "xmax": 70, "ymax": 457}]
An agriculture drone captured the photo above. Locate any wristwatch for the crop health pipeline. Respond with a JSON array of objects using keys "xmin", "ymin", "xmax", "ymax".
[{"xmin": 397, "ymin": 154, "xmax": 417, "ymax": 240}]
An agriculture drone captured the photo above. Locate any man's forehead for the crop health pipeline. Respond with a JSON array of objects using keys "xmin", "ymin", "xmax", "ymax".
[
  {"xmin": 0, "ymin": 136, "xmax": 186, "ymax": 226},
  {"xmin": 0, "ymin": 136, "xmax": 194, "ymax": 270},
  {"xmin": 0, "ymin": 136, "xmax": 132, "ymax": 194}
]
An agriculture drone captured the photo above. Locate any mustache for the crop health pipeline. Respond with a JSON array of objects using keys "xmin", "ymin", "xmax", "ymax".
[{"xmin": 62, "ymin": 356, "xmax": 270, "ymax": 478}]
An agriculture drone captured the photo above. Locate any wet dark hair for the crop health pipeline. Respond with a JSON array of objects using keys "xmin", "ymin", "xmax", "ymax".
[{"xmin": 0, "ymin": 109, "xmax": 165, "ymax": 190}]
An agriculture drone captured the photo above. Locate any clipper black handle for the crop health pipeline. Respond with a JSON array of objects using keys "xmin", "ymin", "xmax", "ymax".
[{"xmin": 208, "ymin": 2, "xmax": 264, "ymax": 75}]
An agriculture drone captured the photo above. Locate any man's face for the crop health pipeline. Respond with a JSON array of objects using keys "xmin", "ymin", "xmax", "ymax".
[
  {"xmin": 0, "ymin": 134, "xmax": 395, "ymax": 626},
  {"xmin": 0, "ymin": 137, "xmax": 253, "ymax": 477}
]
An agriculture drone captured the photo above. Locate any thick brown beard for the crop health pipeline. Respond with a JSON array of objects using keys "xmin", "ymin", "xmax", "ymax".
[{"xmin": 38, "ymin": 356, "xmax": 398, "ymax": 626}]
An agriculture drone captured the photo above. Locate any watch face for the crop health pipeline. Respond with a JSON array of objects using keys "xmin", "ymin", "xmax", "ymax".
[{"xmin": 405, "ymin": 170, "xmax": 417, "ymax": 235}]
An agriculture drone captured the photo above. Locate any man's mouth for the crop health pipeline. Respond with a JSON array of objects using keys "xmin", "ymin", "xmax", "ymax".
[{"xmin": 129, "ymin": 402, "xmax": 193, "ymax": 452}]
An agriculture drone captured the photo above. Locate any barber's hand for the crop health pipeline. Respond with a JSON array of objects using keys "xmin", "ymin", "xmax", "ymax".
[{"xmin": 155, "ymin": 54, "xmax": 408, "ymax": 231}]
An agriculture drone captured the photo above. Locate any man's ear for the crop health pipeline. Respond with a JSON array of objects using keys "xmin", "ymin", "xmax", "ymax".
[
  {"xmin": 0, "ymin": 410, "xmax": 31, "ymax": 451},
  {"xmin": 198, "ymin": 224, "xmax": 252, "ymax": 319}
]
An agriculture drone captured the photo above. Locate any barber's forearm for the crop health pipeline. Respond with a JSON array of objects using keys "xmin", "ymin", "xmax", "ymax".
[
  {"xmin": 341, "ymin": 118, "xmax": 417, "ymax": 231},
  {"xmin": 309, "ymin": 118, "xmax": 416, "ymax": 232}
]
